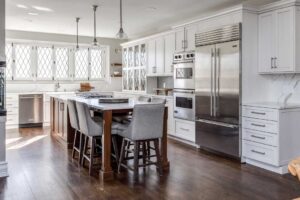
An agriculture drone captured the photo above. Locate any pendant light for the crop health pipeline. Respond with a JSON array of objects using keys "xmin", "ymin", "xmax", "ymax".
[
  {"xmin": 116, "ymin": 0, "xmax": 127, "ymax": 39},
  {"xmin": 75, "ymin": 17, "xmax": 80, "ymax": 50},
  {"xmin": 92, "ymin": 5, "xmax": 99, "ymax": 46}
]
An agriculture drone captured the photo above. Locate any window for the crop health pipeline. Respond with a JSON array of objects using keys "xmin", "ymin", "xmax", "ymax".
[
  {"xmin": 5, "ymin": 44, "xmax": 13, "ymax": 80},
  {"xmin": 5, "ymin": 42, "xmax": 109, "ymax": 81},
  {"xmin": 15, "ymin": 44, "xmax": 32, "ymax": 80},
  {"xmin": 55, "ymin": 47, "xmax": 69, "ymax": 80},
  {"xmin": 75, "ymin": 48, "xmax": 89, "ymax": 80},
  {"xmin": 37, "ymin": 46, "xmax": 53, "ymax": 80},
  {"xmin": 90, "ymin": 48, "xmax": 105, "ymax": 79}
]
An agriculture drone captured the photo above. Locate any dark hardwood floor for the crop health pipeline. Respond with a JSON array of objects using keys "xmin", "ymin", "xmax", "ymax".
[{"xmin": 1, "ymin": 127, "xmax": 300, "ymax": 200}]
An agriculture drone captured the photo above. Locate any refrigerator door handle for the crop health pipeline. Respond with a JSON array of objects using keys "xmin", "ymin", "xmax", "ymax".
[
  {"xmin": 210, "ymin": 48, "xmax": 214, "ymax": 117},
  {"xmin": 196, "ymin": 119, "xmax": 239, "ymax": 129}
]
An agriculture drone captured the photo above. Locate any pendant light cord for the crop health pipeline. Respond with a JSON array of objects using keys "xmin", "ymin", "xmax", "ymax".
[
  {"xmin": 76, "ymin": 17, "xmax": 80, "ymax": 49},
  {"xmin": 93, "ymin": 5, "xmax": 98, "ymax": 44},
  {"xmin": 120, "ymin": 0, "xmax": 123, "ymax": 29}
]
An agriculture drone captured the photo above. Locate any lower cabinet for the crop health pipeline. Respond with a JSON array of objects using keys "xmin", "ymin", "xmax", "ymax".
[
  {"xmin": 173, "ymin": 118, "xmax": 195, "ymax": 142},
  {"xmin": 242, "ymin": 104, "xmax": 300, "ymax": 174},
  {"xmin": 6, "ymin": 94, "xmax": 19, "ymax": 128}
]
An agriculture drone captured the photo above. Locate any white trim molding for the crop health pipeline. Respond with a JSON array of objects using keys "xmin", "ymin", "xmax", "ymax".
[{"xmin": 0, "ymin": 161, "xmax": 8, "ymax": 178}]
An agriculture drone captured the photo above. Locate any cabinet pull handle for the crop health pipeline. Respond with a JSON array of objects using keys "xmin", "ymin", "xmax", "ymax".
[
  {"xmin": 271, "ymin": 57, "xmax": 274, "ymax": 69},
  {"xmin": 251, "ymin": 150, "xmax": 266, "ymax": 155},
  {"xmin": 180, "ymin": 127, "xmax": 189, "ymax": 132},
  {"xmin": 250, "ymin": 135, "xmax": 266, "ymax": 140},
  {"xmin": 274, "ymin": 57, "xmax": 277, "ymax": 68},
  {"xmin": 251, "ymin": 123, "xmax": 266, "ymax": 128},
  {"xmin": 251, "ymin": 111, "xmax": 266, "ymax": 115}
]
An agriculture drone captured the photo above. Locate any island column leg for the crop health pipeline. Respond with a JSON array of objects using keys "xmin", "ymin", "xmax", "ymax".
[
  {"xmin": 161, "ymin": 107, "xmax": 170, "ymax": 171},
  {"xmin": 100, "ymin": 110, "xmax": 114, "ymax": 181}
]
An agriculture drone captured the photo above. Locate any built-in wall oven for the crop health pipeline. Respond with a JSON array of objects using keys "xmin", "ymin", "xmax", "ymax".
[
  {"xmin": 173, "ymin": 51, "xmax": 195, "ymax": 90},
  {"xmin": 174, "ymin": 89, "xmax": 195, "ymax": 121}
]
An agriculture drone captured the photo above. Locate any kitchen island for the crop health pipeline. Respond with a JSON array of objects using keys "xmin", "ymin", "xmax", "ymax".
[{"xmin": 49, "ymin": 93, "xmax": 170, "ymax": 181}]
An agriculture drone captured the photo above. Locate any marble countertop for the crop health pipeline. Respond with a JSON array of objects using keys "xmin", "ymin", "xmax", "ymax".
[{"xmin": 243, "ymin": 102, "xmax": 300, "ymax": 109}]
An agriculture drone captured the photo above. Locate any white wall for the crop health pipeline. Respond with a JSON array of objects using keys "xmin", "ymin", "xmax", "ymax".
[{"xmin": 5, "ymin": 30, "xmax": 124, "ymax": 93}]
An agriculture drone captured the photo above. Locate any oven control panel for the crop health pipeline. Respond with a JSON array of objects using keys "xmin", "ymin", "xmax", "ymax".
[{"xmin": 173, "ymin": 51, "xmax": 195, "ymax": 63}]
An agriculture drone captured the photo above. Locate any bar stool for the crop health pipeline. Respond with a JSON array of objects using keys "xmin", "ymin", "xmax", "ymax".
[
  {"xmin": 68, "ymin": 100, "xmax": 82, "ymax": 164},
  {"xmin": 117, "ymin": 104, "xmax": 165, "ymax": 179},
  {"xmin": 76, "ymin": 101, "xmax": 120, "ymax": 175}
]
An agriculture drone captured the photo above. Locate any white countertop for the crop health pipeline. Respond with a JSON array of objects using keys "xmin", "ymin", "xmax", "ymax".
[{"xmin": 243, "ymin": 102, "xmax": 300, "ymax": 109}]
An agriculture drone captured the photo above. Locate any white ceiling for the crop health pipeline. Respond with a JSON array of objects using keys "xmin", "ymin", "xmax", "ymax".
[{"xmin": 6, "ymin": 0, "xmax": 278, "ymax": 39}]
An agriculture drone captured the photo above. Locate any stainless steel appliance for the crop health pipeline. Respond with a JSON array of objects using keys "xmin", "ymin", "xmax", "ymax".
[
  {"xmin": 173, "ymin": 51, "xmax": 195, "ymax": 90},
  {"xmin": 195, "ymin": 24, "xmax": 241, "ymax": 158},
  {"xmin": 19, "ymin": 94, "xmax": 44, "ymax": 127},
  {"xmin": 174, "ymin": 89, "xmax": 195, "ymax": 121}
]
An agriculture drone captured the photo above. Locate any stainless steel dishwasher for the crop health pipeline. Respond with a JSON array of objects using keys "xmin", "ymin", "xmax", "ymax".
[{"xmin": 19, "ymin": 94, "xmax": 44, "ymax": 127}]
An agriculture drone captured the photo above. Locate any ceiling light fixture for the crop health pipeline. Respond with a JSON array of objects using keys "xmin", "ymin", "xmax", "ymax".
[
  {"xmin": 17, "ymin": 4, "xmax": 28, "ymax": 9},
  {"xmin": 75, "ymin": 17, "xmax": 80, "ymax": 50},
  {"xmin": 92, "ymin": 5, "xmax": 99, "ymax": 46},
  {"xmin": 32, "ymin": 6, "xmax": 53, "ymax": 12},
  {"xmin": 28, "ymin": 12, "xmax": 39, "ymax": 16},
  {"xmin": 116, "ymin": 0, "xmax": 127, "ymax": 39}
]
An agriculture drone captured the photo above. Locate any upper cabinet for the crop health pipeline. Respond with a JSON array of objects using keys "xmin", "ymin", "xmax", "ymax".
[
  {"xmin": 164, "ymin": 33, "xmax": 176, "ymax": 75},
  {"xmin": 175, "ymin": 24, "xmax": 198, "ymax": 52},
  {"xmin": 258, "ymin": 6, "xmax": 300, "ymax": 73}
]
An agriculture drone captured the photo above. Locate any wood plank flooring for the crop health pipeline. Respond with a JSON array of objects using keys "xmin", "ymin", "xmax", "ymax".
[{"xmin": 1, "ymin": 127, "xmax": 300, "ymax": 200}]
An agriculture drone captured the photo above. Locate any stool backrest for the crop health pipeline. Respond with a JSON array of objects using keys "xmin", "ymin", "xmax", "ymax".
[
  {"xmin": 67, "ymin": 100, "xmax": 80, "ymax": 130},
  {"xmin": 138, "ymin": 96, "xmax": 151, "ymax": 102},
  {"xmin": 130, "ymin": 104, "xmax": 165, "ymax": 140}
]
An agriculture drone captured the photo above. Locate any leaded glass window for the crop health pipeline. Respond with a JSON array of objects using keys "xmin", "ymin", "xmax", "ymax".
[
  {"xmin": 15, "ymin": 44, "xmax": 32, "ymax": 79},
  {"xmin": 75, "ymin": 49, "xmax": 88, "ymax": 79},
  {"xmin": 55, "ymin": 47, "xmax": 69, "ymax": 79},
  {"xmin": 37, "ymin": 46, "xmax": 53, "ymax": 79}
]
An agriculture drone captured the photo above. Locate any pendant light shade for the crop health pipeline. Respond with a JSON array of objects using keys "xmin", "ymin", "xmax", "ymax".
[
  {"xmin": 92, "ymin": 5, "xmax": 99, "ymax": 46},
  {"xmin": 75, "ymin": 17, "xmax": 80, "ymax": 50},
  {"xmin": 116, "ymin": 0, "xmax": 127, "ymax": 39}
]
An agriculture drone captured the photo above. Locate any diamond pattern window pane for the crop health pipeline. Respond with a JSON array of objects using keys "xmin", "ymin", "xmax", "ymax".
[
  {"xmin": 90, "ymin": 48, "xmax": 104, "ymax": 79},
  {"xmin": 15, "ymin": 44, "xmax": 31, "ymax": 79},
  {"xmin": 55, "ymin": 47, "xmax": 69, "ymax": 79},
  {"xmin": 140, "ymin": 69, "xmax": 146, "ymax": 91},
  {"xmin": 134, "ymin": 69, "xmax": 139, "ymax": 90},
  {"xmin": 75, "ymin": 49, "xmax": 88, "ymax": 79},
  {"xmin": 5, "ymin": 44, "xmax": 13, "ymax": 79},
  {"xmin": 123, "ymin": 70, "xmax": 128, "ymax": 90},
  {"xmin": 37, "ymin": 47, "xmax": 53, "ymax": 79}
]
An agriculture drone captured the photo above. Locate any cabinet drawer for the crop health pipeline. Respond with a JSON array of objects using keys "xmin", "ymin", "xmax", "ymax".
[
  {"xmin": 242, "ymin": 128, "xmax": 278, "ymax": 147},
  {"xmin": 6, "ymin": 114, "xmax": 19, "ymax": 125},
  {"xmin": 242, "ymin": 106, "xmax": 278, "ymax": 121},
  {"xmin": 243, "ymin": 140, "xmax": 279, "ymax": 166},
  {"xmin": 6, "ymin": 108, "xmax": 18, "ymax": 115},
  {"xmin": 175, "ymin": 120, "xmax": 195, "ymax": 142},
  {"xmin": 242, "ymin": 117, "xmax": 278, "ymax": 133},
  {"xmin": 6, "ymin": 94, "xmax": 19, "ymax": 101}
]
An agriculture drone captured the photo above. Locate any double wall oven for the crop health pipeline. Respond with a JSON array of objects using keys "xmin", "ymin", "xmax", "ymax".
[{"xmin": 173, "ymin": 51, "xmax": 195, "ymax": 121}]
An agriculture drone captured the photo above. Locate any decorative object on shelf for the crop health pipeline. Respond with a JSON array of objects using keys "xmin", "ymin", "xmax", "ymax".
[
  {"xmin": 92, "ymin": 5, "xmax": 99, "ymax": 46},
  {"xmin": 80, "ymin": 82, "xmax": 95, "ymax": 92},
  {"xmin": 153, "ymin": 88, "xmax": 173, "ymax": 96},
  {"xmin": 75, "ymin": 17, "xmax": 80, "ymax": 50},
  {"xmin": 116, "ymin": 0, "xmax": 127, "ymax": 39},
  {"xmin": 111, "ymin": 63, "xmax": 122, "ymax": 77}
]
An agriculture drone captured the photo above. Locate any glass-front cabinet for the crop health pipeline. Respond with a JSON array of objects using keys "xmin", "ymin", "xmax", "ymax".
[{"xmin": 122, "ymin": 43, "xmax": 147, "ymax": 92}]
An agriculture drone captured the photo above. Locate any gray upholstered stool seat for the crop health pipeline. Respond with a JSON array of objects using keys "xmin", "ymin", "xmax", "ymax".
[{"xmin": 117, "ymin": 103, "xmax": 165, "ymax": 179}]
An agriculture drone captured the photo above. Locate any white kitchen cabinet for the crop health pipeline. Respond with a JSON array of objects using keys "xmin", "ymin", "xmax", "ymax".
[
  {"xmin": 44, "ymin": 94, "xmax": 51, "ymax": 125},
  {"xmin": 174, "ymin": 118, "xmax": 195, "ymax": 142},
  {"xmin": 242, "ymin": 103, "xmax": 300, "ymax": 174},
  {"xmin": 258, "ymin": 6, "xmax": 300, "ymax": 73},
  {"xmin": 164, "ymin": 33, "xmax": 176, "ymax": 75},
  {"xmin": 6, "ymin": 94, "xmax": 19, "ymax": 128},
  {"xmin": 175, "ymin": 24, "xmax": 198, "ymax": 52},
  {"xmin": 147, "ymin": 38, "xmax": 164, "ymax": 75},
  {"xmin": 166, "ymin": 98, "xmax": 175, "ymax": 135}
]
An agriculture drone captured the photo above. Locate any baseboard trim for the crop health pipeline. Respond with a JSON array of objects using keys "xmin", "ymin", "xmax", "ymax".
[
  {"xmin": 245, "ymin": 158, "xmax": 288, "ymax": 174},
  {"xmin": 0, "ymin": 161, "xmax": 8, "ymax": 178}
]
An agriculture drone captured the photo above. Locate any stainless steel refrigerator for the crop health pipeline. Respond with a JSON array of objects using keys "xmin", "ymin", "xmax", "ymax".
[{"xmin": 195, "ymin": 24, "xmax": 241, "ymax": 158}]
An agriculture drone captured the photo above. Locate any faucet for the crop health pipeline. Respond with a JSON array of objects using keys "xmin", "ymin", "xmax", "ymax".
[{"xmin": 54, "ymin": 82, "xmax": 61, "ymax": 92}]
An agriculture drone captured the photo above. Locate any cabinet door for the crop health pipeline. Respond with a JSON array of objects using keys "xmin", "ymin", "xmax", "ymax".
[
  {"xmin": 275, "ymin": 7, "xmax": 294, "ymax": 72},
  {"xmin": 44, "ymin": 101, "xmax": 50, "ymax": 123},
  {"xmin": 147, "ymin": 39, "xmax": 156, "ymax": 75},
  {"xmin": 175, "ymin": 28, "xmax": 185, "ymax": 52},
  {"xmin": 156, "ymin": 37, "xmax": 165, "ymax": 75},
  {"xmin": 166, "ymin": 98, "xmax": 175, "ymax": 136},
  {"xmin": 185, "ymin": 25, "xmax": 198, "ymax": 51},
  {"xmin": 258, "ymin": 12, "xmax": 275, "ymax": 73},
  {"xmin": 164, "ymin": 33, "xmax": 176, "ymax": 75}
]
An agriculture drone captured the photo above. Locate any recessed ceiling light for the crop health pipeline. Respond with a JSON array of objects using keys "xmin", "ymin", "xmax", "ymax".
[
  {"xmin": 17, "ymin": 4, "xmax": 28, "ymax": 9},
  {"xmin": 28, "ymin": 12, "xmax": 39, "ymax": 16},
  {"xmin": 32, "ymin": 6, "xmax": 53, "ymax": 12}
]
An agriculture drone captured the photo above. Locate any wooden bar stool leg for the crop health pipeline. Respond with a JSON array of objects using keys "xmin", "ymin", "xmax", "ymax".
[
  {"xmin": 89, "ymin": 136, "xmax": 95, "ymax": 176},
  {"xmin": 72, "ymin": 130, "xmax": 78, "ymax": 159},
  {"xmin": 112, "ymin": 136, "xmax": 119, "ymax": 163},
  {"xmin": 81, "ymin": 135, "xmax": 88, "ymax": 167},
  {"xmin": 154, "ymin": 139, "xmax": 162, "ymax": 176},
  {"xmin": 142, "ymin": 142, "xmax": 147, "ymax": 168},
  {"xmin": 118, "ymin": 138, "xmax": 126, "ymax": 173},
  {"xmin": 133, "ymin": 141, "xmax": 140, "ymax": 179}
]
